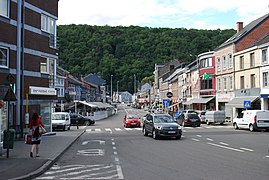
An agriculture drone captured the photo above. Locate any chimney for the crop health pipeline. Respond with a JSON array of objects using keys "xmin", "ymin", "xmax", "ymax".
[{"xmin": 237, "ymin": 22, "xmax": 243, "ymax": 33}]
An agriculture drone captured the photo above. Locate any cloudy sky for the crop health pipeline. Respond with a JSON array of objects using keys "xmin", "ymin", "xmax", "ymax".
[{"xmin": 58, "ymin": 0, "xmax": 269, "ymax": 30}]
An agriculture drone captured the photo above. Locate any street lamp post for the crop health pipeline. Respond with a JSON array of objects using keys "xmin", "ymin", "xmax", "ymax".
[
  {"xmin": 110, "ymin": 75, "xmax": 113, "ymax": 102},
  {"xmin": 117, "ymin": 81, "xmax": 119, "ymax": 102}
]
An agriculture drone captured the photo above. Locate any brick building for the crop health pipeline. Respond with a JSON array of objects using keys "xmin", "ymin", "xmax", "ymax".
[{"xmin": 0, "ymin": 0, "xmax": 59, "ymax": 140}]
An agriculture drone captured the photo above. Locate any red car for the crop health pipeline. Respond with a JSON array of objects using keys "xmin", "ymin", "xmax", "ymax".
[{"xmin": 123, "ymin": 114, "xmax": 141, "ymax": 128}]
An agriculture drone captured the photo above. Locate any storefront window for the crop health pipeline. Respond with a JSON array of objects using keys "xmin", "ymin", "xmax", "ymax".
[{"xmin": 40, "ymin": 103, "xmax": 52, "ymax": 132}]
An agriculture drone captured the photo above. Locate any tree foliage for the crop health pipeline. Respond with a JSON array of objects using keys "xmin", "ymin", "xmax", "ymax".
[{"xmin": 57, "ymin": 25, "xmax": 236, "ymax": 93}]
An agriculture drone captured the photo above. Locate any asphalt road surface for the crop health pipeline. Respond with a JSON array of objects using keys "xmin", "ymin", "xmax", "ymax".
[{"xmin": 37, "ymin": 105, "xmax": 269, "ymax": 180}]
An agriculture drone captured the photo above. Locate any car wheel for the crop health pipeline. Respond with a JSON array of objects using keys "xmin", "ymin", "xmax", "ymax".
[
  {"xmin": 234, "ymin": 123, "xmax": 239, "ymax": 130},
  {"xmin": 68, "ymin": 125, "xmax": 71, "ymax": 130},
  {"xmin": 249, "ymin": 124, "xmax": 255, "ymax": 132},
  {"xmin": 206, "ymin": 121, "xmax": 211, "ymax": 125},
  {"xmin": 63, "ymin": 125, "xmax": 66, "ymax": 131},
  {"xmin": 152, "ymin": 130, "xmax": 158, "ymax": 139},
  {"xmin": 175, "ymin": 135, "xmax": 181, "ymax": 140},
  {"xmin": 124, "ymin": 124, "xmax": 126, "ymax": 128},
  {"xmin": 143, "ymin": 127, "xmax": 148, "ymax": 136},
  {"xmin": 197, "ymin": 124, "xmax": 200, "ymax": 127},
  {"xmin": 84, "ymin": 121, "xmax": 90, "ymax": 126}
]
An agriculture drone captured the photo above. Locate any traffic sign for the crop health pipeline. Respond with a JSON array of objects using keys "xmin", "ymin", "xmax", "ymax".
[
  {"xmin": 243, "ymin": 100, "xmax": 251, "ymax": 108},
  {"xmin": 162, "ymin": 99, "xmax": 170, "ymax": 107},
  {"xmin": 166, "ymin": 92, "xmax": 173, "ymax": 98}
]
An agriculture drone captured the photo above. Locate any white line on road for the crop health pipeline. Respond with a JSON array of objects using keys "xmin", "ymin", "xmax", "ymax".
[
  {"xmin": 116, "ymin": 165, "xmax": 124, "ymax": 179},
  {"xmin": 115, "ymin": 128, "xmax": 122, "ymax": 131},
  {"xmin": 207, "ymin": 142, "xmax": 244, "ymax": 152},
  {"xmin": 115, "ymin": 157, "xmax": 119, "ymax": 162},
  {"xmin": 113, "ymin": 147, "xmax": 116, "ymax": 150},
  {"xmin": 112, "ymin": 142, "xmax": 115, "ymax": 145},
  {"xmin": 206, "ymin": 138, "xmax": 214, "ymax": 141},
  {"xmin": 219, "ymin": 142, "xmax": 229, "ymax": 146},
  {"xmin": 125, "ymin": 128, "xmax": 132, "ymax": 131},
  {"xmin": 266, "ymin": 156, "xmax": 269, "ymax": 158},
  {"xmin": 105, "ymin": 128, "xmax": 112, "ymax": 131},
  {"xmin": 192, "ymin": 138, "xmax": 200, "ymax": 142},
  {"xmin": 240, "ymin": 147, "xmax": 254, "ymax": 152},
  {"xmin": 114, "ymin": 151, "xmax": 118, "ymax": 155},
  {"xmin": 95, "ymin": 128, "xmax": 101, "ymax": 132},
  {"xmin": 196, "ymin": 135, "xmax": 202, "ymax": 138}
]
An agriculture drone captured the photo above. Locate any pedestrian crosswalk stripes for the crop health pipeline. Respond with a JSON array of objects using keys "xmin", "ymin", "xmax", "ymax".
[{"xmin": 86, "ymin": 125, "xmax": 232, "ymax": 133}]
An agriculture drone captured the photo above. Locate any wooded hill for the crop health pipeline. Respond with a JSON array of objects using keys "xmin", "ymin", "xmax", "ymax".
[{"xmin": 57, "ymin": 25, "xmax": 236, "ymax": 93}]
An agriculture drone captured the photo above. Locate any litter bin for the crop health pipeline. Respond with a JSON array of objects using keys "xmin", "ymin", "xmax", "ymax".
[{"xmin": 3, "ymin": 129, "xmax": 15, "ymax": 149}]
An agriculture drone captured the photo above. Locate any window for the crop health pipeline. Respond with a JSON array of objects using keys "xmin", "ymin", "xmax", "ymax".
[
  {"xmin": 57, "ymin": 87, "xmax": 64, "ymax": 97},
  {"xmin": 217, "ymin": 78, "xmax": 221, "ymax": 91},
  {"xmin": 0, "ymin": 0, "xmax": 9, "ymax": 17},
  {"xmin": 200, "ymin": 58, "xmax": 212, "ymax": 68},
  {"xmin": 228, "ymin": 54, "xmax": 232, "ymax": 68},
  {"xmin": 201, "ymin": 78, "xmax": 212, "ymax": 90},
  {"xmin": 222, "ymin": 56, "xmax": 226, "ymax": 70},
  {"xmin": 263, "ymin": 72, "xmax": 268, "ymax": 87},
  {"xmin": 41, "ymin": 14, "xmax": 57, "ymax": 48},
  {"xmin": 250, "ymin": 53, "xmax": 255, "ymax": 67},
  {"xmin": 239, "ymin": 56, "xmax": 244, "ymax": 69},
  {"xmin": 262, "ymin": 49, "xmax": 268, "ymax": 64},
  {"xmin": 229, "ymin": 76, "xmax": 233, "ymax": 90},
  {"xmin": 250, "ymin": 74, "xmax": 255, "ymax": 88},
  {"xmin": 217, "ymin": 57, "xmax": 221, "ymax": 71},
  {"xmin": 223, "ymin": 77, "xmax": 227, "ymax": 90},
  {"xmin": 0, "ymin": 46, "xmax": 8, "ymax": 68},
  {"xmin": 40, "ymin": 58, "xmax": 56, "ymax": 87},
  {"xmin": 240, "ymin": 76, "xmax": 244, "ymax": 89}
]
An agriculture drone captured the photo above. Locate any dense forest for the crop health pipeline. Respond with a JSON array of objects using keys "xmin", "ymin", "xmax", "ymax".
[{"xmin": 57, "ymin": 25, "xmax": 236, "ymax": 93}]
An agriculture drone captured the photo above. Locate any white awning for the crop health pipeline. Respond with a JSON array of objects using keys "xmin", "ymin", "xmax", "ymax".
[
  {"xmin": 74, "ymin": 100, "xmax": 98, "ymax": 108},
  {"xmin": 191, "ymin": 97, "xmax": 215, "ymax": 104},
  {"xmin": 260, "ymin": 88, "xmax": 269, "ymax": 98},
  {"xmin": 226, "ymin": 96, "xmax": 259, "ymax": 108}
]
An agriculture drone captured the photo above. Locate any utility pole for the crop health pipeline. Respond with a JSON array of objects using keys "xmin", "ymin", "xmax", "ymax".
[
  {"xmin": 134, "ymin": 74, "xmax": 136, "ymax": 94},
  {"xmin": 110, "ymin": 75, "xmax": 113, "ymax": 102},
  {"xmin": 117, "ymin": 81, "xmax": 119, "ymax": 102}
]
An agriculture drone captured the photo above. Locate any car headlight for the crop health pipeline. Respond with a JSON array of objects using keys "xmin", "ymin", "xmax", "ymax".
[
  {"xmin": 156, "ymin": 126, "xmax": 162, "ymax": 130},
  {"xmin": 178, "ymin": 126, "xmax": 182, "ymax": 130}
]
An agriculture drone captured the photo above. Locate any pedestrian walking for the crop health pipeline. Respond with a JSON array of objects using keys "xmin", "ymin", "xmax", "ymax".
[{"xmin": 29, "ymin": 112, "xmax": 45, "ymax": 157}]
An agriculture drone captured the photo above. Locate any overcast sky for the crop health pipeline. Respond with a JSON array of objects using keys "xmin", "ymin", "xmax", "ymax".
[{"xmin": 58, "ymin": 0, "xmax": 269, "ymax": 30}]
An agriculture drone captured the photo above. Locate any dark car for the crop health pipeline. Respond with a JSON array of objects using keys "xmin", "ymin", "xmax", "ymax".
[
  {"xmin": 176, "ymin": 113, "xmax": 201, "ymax": 127},
  {"xmin": 70, "ymin": 113, "xmax": 95, "ymax": 126},
  {"xmin": 142, "ymin": 113, "xmax": 182, "ymax": 139}
]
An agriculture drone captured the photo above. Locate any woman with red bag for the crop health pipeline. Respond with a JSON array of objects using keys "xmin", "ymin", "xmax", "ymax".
[{"xmin": 29, "ymin": 112, "xmax": 45, "ymax": 157}]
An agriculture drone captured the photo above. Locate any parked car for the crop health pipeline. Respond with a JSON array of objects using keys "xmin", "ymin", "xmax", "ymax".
[
  {"xmin": 195, "ymin": 110, "xmax": 207, "ymax": 123},
  {"xmin": 70, "ymin": 113, "xmax": 95, "ymax": 126},
  {"xmin": 177, "ymin": 113, "xmax": 201, "ymax": 127},
  {"xmin": 233, "ymin": 110, "xmax": 269, "ymax": 131},
  {"xmin": 123, "ymin": 114, "xmax": 141, "ymax": 128},
  {"xmin": 142, "ymin": 113, "xmax": 182, "ymax": 139},
  {"xmin": 52, "ymin": 112, "xmax": 71, "ymax": 131}
]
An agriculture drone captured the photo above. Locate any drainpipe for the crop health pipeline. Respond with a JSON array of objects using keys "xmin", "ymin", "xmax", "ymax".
[{"xmin": 16, "ymin": 0, "xmax": 22, "ymax": 136}]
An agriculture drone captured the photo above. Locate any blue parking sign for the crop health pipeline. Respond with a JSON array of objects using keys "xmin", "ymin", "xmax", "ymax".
[
  {"xmin": 243, "ymin": 100, "xmax": 251, "ymax": 108},
  {"xmin": 162, "ymin": 99, "xmax": 170, "ymax": 107}
]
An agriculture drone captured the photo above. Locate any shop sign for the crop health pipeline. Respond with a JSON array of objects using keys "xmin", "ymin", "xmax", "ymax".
[{"xmin": 29, "ymin": 86, "xmax": 56, "ymax": 96}]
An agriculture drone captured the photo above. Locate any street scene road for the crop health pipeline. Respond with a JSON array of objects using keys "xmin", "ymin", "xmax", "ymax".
[{"xmin": 36, "ymin": 104, "xmax": 269, "ymax": 180}]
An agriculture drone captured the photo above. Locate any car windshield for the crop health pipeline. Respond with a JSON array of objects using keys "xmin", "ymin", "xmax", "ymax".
[
  {"xmin": 52, "ymin": 114, "xmax": 65, "ymax": 120},
  {"xmin": 128, "ymin": 114, "xmax": 138, "ymax": 119},
  {"xmin": 154, "ymin": 115, "xmax": 174, "ymax": 123}
]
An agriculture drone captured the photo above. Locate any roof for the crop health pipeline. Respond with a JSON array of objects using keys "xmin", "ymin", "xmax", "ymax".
[
  {"xmin": 216, "ymin": 13, "xmax": 269, "ymax": 50},
  {"xmin": 83, "ymin": 74, "xmax": 106, "ymax": 86}
]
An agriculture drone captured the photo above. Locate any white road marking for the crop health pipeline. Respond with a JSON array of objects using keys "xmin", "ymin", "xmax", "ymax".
[
  {"xmin": 115, "ymin": 157, "xmax": 119, "ymax": 162},
  {"xmin": 240, "ymin": 147, "xmax": 254, "ymax": 152},
  {"xmin": 105, "ymin": 128, "xmax": 112, "ymax": 131},
  {"xmin": 112, "ymin": 142, "xmax": 115, "ymax": 145},
  {"xmin": 124, "ymin": 128, "xmax": 132, "ymax": 131},
  {"xmin": 114, "ymin": 151, "xmax": 118, "ymax": 155},
  {"xmin": 206, "ymin": 138, "xmax": 214, "ymax": 141},
  {"xmin": 196, "ymin": 135, "xmax": 202, "ymax": 137},
  {"xmin": 192, "ymin": 138, "xmax": 200, "ymax": 142},
  {"xmin": 113, "ymin": 147, "xmax": 116, "ymax": 150},
  {"xmin": 134, "ymin": 127, "xmax": 142, "ymax": 130},
  {"xmin": 86, "ymin": 129, "xmax": 92, "ymax": 132},
  {"xmin": 115, "ymin": 128, "xmax": 122, "ymax": 131},
  {"xmin": 116, "ymin": 165, "xmax": 124, "ymax": 179},
  {"xmin": 82, "ymin": 140, "xmax": 105, "ymax": 145},
  {"xmin": 77, "ymin": 149, "xmax": 105, "ymax": 156},
  {"xmin": 95, "ymin": 128, "xmax": 101, "ymax": 132},
  {"xmin": 219, "ymin": 142, "xmax": 229, "ymax": 146},
  {"xmin": 207, "ymin": 142, "xmax": 244, "ymax": 152},
  {"xmin": 266, "ymin": 156, "xmax": 269, "ymax": 158},
  {"xmin": 44, "ymin": 165, "xmax": 103, "ymax": 175}
]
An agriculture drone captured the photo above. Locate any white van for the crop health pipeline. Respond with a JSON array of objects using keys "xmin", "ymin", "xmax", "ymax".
[
  {"xmin": 52, "ymin": 112, "xmax": 71, "ymax": 131},
  {"xmin": 233, "ymin": 110, "xmax": 269, "ymax": 131}
]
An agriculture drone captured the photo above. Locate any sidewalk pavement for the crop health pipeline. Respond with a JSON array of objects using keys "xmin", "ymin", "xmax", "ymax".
[{"xmin": 0, "ymin": 126, "xmax": 86, "ymax": 180}]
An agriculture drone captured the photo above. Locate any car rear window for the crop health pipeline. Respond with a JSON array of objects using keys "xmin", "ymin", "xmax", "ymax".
[
  {"xmin": 201, "ymin": 112, "xmax": 206, "ymax": 115},
  {"xmin": 187, "ymin": 113, "xmax": 199, "ymax": 118}
]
